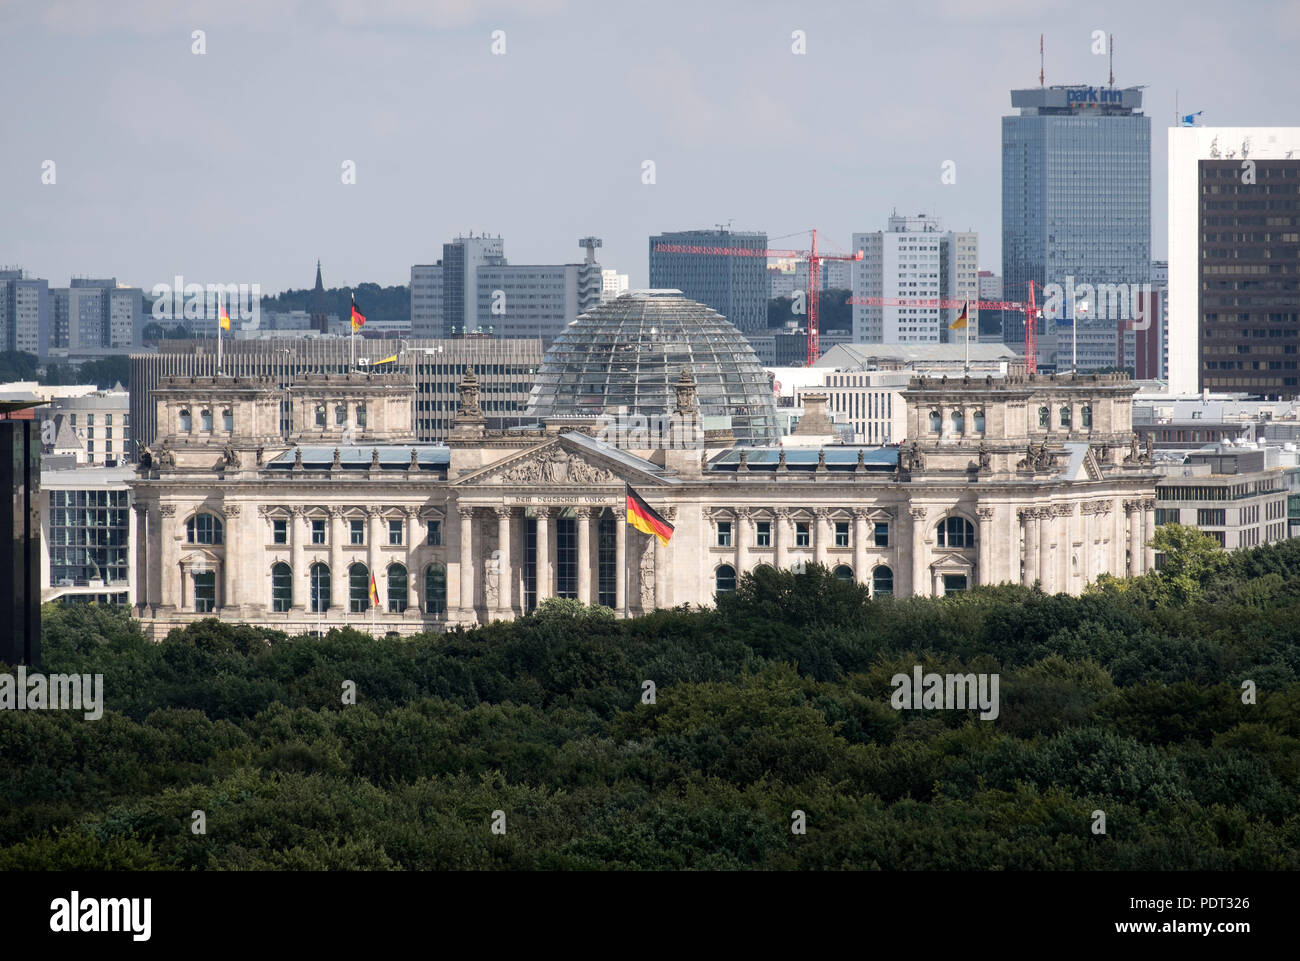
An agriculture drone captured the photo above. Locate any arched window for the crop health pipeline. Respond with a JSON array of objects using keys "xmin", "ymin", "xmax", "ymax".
[
  {"xmin": 1038, "ymin": 406, "xmax": 1049, "ymax": 429},
  {"xmin": 335, "ymin": 404, "xmax": 347, "ymax": 426},
  {"xmin": 194, "ymin": 570, "xmax": 216, "ymax": 612},
  {"xmin": 833, "ymin": 564, "xmax": 854, "ymax": 582},
  {"xmin": 356, "ymin": 404, "xmax": 367, "ymax": 429},
  {"xmin": 973, "ymin": 409, "xmax": 985, "ymax": 433},
  {"xmin": 425, "ymin": 563, "xmax": 447, "ymax": 616},
  {"xmin": 873, "ymin": 565, "xmax": 893, "ymax": 597},
  {"xmin": 315, "ymin": 404, "xmax": 326, "ymax": 428},
  {"xmin": 271, "ymin": 562, "xmax": 292, "ymax": 612},
  {"xmin": 349, "ymin": 563, "xmax": 370, "ymax": 613},
  {"xmin": 387, "ymin": 563, "xmax": 408, "ymax": 613},
  {"xmin": 1081, "ymin": 404, "xmax": 1093, "ymax": 429},
  {"xmin": 179, "ymin": 408, "xmax": 192, "ymax": 432},
  {"xmin": 936, "ymin": 516, "xmax": 975, "ymax": 548},
  {"xmin": 187, "ymin": 513, "xmax": 224, "ymax": 544},
  {"xmin": 715, "ymin": 564, "xmax": 736, "ymax": 593},
  {"xmin": 951, "ymin": 409, "xmax": 965, "ymax": 434},
  {"xmin": 310, "ymin": 563, "xmax": 331, "ymax": 612},
  {"xmin": 200, "ymin": 408, "xmax": 213, "ymax": 432},
  {"xmin": 221, "ymin": 408, "xmax": 233, "ymax": 432},
  {"xmin": 1059, "ymin": 406, "xmax": 1072, "ymax": 429},
  {"xmin": 929, "ymin": 409, "xmax": 942, "ymax": 433}
]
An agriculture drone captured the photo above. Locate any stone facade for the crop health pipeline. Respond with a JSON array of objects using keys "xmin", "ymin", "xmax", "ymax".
[{"xmin": 127, "ymin": 369, "xmax": 1158, "ymax": 639}]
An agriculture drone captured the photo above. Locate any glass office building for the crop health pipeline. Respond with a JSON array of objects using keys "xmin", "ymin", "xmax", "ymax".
[
  {"xmin": 527, "ymin": 290, "xmax": 781, "ymax": 445},
  {"xmin": 1002, "ymin": 86, "xmax": 1151, "ymax": 362}
]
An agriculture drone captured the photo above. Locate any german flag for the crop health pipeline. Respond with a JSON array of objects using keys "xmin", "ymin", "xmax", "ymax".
[
  {"xmin": 626, "ymin": 485, "xmax": 674, "ymax": 546},
  {"xmin": 369, "ymin": 572, "xmax": 380, "ymax": 607},
  {"xmin": 218, "ymin": 303, "xmax": 231, "ymax": 331},
  {"xmin": 351, "ymin": 297, "xmax": 367, "ymax": 331},
  {"xmin": 948, "ymin": 302, "xmax": 968, "ymax": 330}
]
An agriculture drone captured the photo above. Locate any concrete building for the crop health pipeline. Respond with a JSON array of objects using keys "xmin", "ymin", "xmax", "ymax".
[
  {"xmin": 474, "ymin": 262, "xmax": 602, "ymax": 341},
  {"xmin": 57, "ymin": 278, "xmax": 144, "ymax": 350},
  {"xmin": 410, "ymin": 264, "xmax": 444, "ymax": 337},
  {"xmin": 129, "ymin": 337, "xmax": 545, "ymax": 455},
  {"xmin": 1154, "ymin": 446, "xmax": 1290, "ymax": 553},
  {"xmin": 1167, "ymin": 126, "xmax": 1300, "ymax": 396},
  {"xmin": 794, "ymin": 370, "xmax": 911, "ymax": 446},
  {"xmin": 36, "ymin": 388, "xmax": 131, "ymax": 467},
  {"xmin": 851, "ymin": 214, "xmax": 978, "ymax": 344},
  {"xmin": 0, "ymin": 268, "xmax": 51, "ymax": 356},
  {"xmin": 601, "ymin": 269, "xmax": 629, "ymax": 303},
  {"xmin": 40, "ymin": 464, "xmax": 135, "ymax": 606},
  {"xmin": 0, "ymin": 412, "xmax": 41, "ymax": 665},
  {"xmin": 442, "ymin": 234, "xmax": 505, "ymax": 337},
  {"xmin": 126, "ymin": 366, "xmax": 1157, "ymax": 638},
  {"xmin": 1003, "ymin": 85, "xmax": 1151, "ymax": 368},
  {"xmin": 649, "ymin": 229, "xmax": 769, "ymax": 333},
  {"xmin": 816, "ymin": 342, "xmax": 1026, "ymax": 379}
]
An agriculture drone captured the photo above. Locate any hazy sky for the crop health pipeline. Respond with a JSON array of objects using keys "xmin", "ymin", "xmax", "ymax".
[{"xmin": 2, "ymin": 0, "xmax": 1297, "ymax": 297}]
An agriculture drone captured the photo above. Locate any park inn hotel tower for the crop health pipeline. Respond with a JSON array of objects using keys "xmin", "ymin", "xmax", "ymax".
[
  {"xmin": 126, "ymin": 292, "xmax": 1157, "ymax": 639},
  {"xmin": 1002, "ymin": 84, "xmax": 1151, "ymax": 368}
]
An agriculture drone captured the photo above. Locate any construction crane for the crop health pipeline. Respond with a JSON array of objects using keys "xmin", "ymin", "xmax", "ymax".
[
  {"xmin": 651, "ymin": 229, "xmax": 863, "ymax": 366},
  {"xmin": 846, "ymin": 281, "xmax": 1044, "ymax": 374}
]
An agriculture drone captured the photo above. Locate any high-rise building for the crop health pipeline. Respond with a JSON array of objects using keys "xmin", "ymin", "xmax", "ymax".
[
  {"xmin": 59, "ymin": 278, "xmax": 144, "ymax": 349},
  {"xmin": 1002, "ymin": 85, "xmax": 1151, "ymax": 367},
  {"xmin": 1167, "ymin": 126, "xmax": 1300, "ymax": 396},
  {"xmin": 410, "ymin": 263, "xmax": 444, "ymax": 337},
  {"xmin": 0, "ymin": 269, "xmax": 51, "ymax": 356},
  {"xmin": 473, "ymin": 262, "xmax": 602, "ymax": 341},
  {"xmin": 600, "ymin": 269, "xmax": 629, "ymax": 302},
  {"xmin": 648, "ymin": 229, "xmax": 768, "ymax": 333},
  {"xmin": 851, "ymin": 214, "xmax": 978, "ymax": 344},
  {"xmin": 1151, "ymin": 260, "xmax": 1169, "ymax": 382},
  {"xmin": 442, "ymin": 234, "xmax": 505, "ymax": 337}
]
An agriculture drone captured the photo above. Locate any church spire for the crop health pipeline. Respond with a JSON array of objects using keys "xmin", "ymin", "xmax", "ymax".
[{"xmin": 309, "ymin": 260, "xmax": 328, "ymax": 333}]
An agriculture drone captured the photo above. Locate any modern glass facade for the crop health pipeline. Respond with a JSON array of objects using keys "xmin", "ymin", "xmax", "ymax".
[
  {"xmin": 648, "ymin": 230, "xmax": 768, "ymax": 333},
  {"xmin": 527, "ymin": 291, "xmax": 781, "ymax": 445},
  {"xmin": 48, "ymin": 488, "xmax": 129, "ymax": 587},
  {"xmin": 1, "ymin": 419, "xmax": 40, "ymax": 665},
  {"xmin": 1002, "ymin": 87, "xmax": 1151, "ymax": 359}
]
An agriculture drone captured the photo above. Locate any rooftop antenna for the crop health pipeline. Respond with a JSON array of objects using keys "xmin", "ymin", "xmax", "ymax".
[
  {"xmin": 1039, "ymin": 34, "xmax": 1044, "ymax": 87},
  {"xmin": 1108, "ymin": 34, "xmax": 1114, "ymax": 88}
]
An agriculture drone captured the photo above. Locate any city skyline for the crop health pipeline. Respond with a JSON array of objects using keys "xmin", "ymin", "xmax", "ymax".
[{"xmin": 3, "ymin": 0, "xmax": 1298, "ymax": 294}]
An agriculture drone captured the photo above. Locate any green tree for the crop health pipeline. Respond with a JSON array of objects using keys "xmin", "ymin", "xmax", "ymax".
[{"xmin": 1150, "ymin": 522, "xmax": 1227, "ymax": 604}]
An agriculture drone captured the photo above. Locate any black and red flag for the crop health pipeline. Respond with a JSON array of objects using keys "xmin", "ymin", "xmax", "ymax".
[{"xmin": 625, "ymin": 485, "xmax": 674, "ymax": 546}]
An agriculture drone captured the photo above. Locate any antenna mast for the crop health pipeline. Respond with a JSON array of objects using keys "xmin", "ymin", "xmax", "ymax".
[
  {"xmin": 1108, "ymin": 34, "xmax": 1114, "ymax": 87},
  {"xmin": 1039, "ymin": 34, "xmax": 1044, "ymax": 87}
]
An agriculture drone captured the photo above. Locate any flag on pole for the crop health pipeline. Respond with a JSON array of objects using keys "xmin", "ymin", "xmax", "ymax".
[
  {"xmin": 625, "ymin": 486, "xmax": 674, "ymax": 546},
  {"xmin": 948, "ymin": 302, "xmax": 968, "ymax": 330},
  {"xmin": 218, "ymin": 303, "xmax": 231, "ymax": 331},
  {"xmin": 351, "ymin": 298, "xmax": 367, "ymax": 331},
  {"xmin": 369, "ymin": 572, "xmax": 380, "ymax": 607}
]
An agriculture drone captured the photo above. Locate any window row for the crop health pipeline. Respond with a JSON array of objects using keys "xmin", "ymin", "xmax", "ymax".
[
  {"xmin": 178, "ymin": 409, "xmax": 233, "ymax": 433},
  {"xmin": 267, "ymin": 562, "xmax": 448, "ymax": 615},
  {"xmin": 269, "ymin": 517, "xmax": 443, "ymax": 546},
  {"xmin": 314, "ymin": 403, "xmax": 368, "ymax": 429},
  {"xmin": 714, "ymin": 519, "xmax": 890, "ymax": 548},
  {"xmin": 714, "ymin": 563, "xmax": 893, "ymax": 596}
]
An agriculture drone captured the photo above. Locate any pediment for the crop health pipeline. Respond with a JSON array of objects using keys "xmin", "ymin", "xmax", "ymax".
[
  {"xmin": 930, "ymin": 551, "xmax": 975, "ymax": 572},
  {"xmin": 455, "ymin": 439, "xmax": 632, "ymax": 488}
]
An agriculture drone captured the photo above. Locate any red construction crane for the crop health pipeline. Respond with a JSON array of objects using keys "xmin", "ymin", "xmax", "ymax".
[
  {"xmin": 651, "ymin": 229, "xmax": 863, "ymax": 366},
  {"xmin": 846, "ymin": 280, "xmax": 1044, "ymax": 374}
]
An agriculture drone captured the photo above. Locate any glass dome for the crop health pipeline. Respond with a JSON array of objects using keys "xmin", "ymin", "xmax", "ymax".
[{"xmin": 527, "ymin": 290, "xmax": 780, "ymax": 445}]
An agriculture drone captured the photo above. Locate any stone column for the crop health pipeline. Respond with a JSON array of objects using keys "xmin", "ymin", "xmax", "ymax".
[
  {"xmin": 329, "ymin": 507, "xmax": 343, "ymax": 613},
  {"xmin": 458, "ymin": 506, "xmax": 475, "ymax": 621},
  {"xmin": 1038, "ymin": 507, "xmax": 1054, "ymax": 590},
  {"xmin": 1112, "ymin": 498, "xmax": 1126, "ymax": 578},
  {"xmin": 576, "ymin": 507, "xmax": 592, "ymax": 604},
  {"xmin": 774, "ymin": 508, "xmax": 790, "ymax": 571},
  {"xmin": 222, "ymin": 504, "xmax": 240, "ymax": 612},
  {"xmin": 615, "ymin": 507, "xmax": 627, "ymax": 616},
  {"xmin": 1126, "ymin": 500, "xmax": 1142, "ymax": 576},
  {"xmin": 654, "ymin": 507, "xmax": 675, "ymax": 609},
  {"xmin": 290, "ymin": 507, "xmax": 306, "ymax": 611},
  {"xmin": 909, "ymin": 507, "xmax": 928, "ymax": 597},
  {"xmin": 367, "ymin": 506, "xmax": 381, "ymax": 611},
  {"xmin": 814, "ymin": 507, "xmax": 829, "ymax": 567},
  {"xmin": 1143, "ymin": 498, "xmax": 1156, "ymax": 574},
  {"xmin": 160, "ymin": 504, "xmax": 178, "ymax": 610},
  {"xmin": 977, "ymin": 506, "xmax": 994, "ymax": 587},
  {"xmin": 734, "ymin": 508, "xmax": 749, "ymax": 576},
  {"xmin": 495, "ymin": 506, "xmax": 512, "ymax": 618},
  {"xmin": 148, "ymin": 503, "xmax": 164, "ymax": 612},
  {"xmin": 134, "ymin": 506, "xmax": 149, "ymax": 611},
  {"xmin": 1019, "ymin": 507, "xmax": 1037, "ymax": 588},
  {"xmin": 535, "ymin": 507, "xmax": 551, "ymax": 605},
  {"xmin": 1079, "ymin": 504, "xmax": 1093, "ymax": 585},
  {"xmin": 852, "ymin": 507, "xmax": 869, "ymax": 584}
]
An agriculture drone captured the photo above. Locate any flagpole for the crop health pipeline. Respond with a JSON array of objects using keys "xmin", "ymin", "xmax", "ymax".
[
  {"xmin": 217, "ymin": 294, "xmax": 223, "ymax": 374},
  {"xmin": 350, "ymin": 292, "xmax": 356, "ymax": 371},
  {"xmin": 964, "ymin": 301, "xmax": 970, "ymax": 372}
]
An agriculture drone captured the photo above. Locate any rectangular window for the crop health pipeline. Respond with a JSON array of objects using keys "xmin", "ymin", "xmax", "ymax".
[
  {"xmin": 388, "ymin": 519, "xmax": 403, "ymax": 545},
  {"xmin": 756, "ymin": 521, "xmax": 771, "ymax": 547},
  {"xmin": 796, "ymin": 522, "xmax": 810, "ymax": 547},
  {"xmin": 835, "ymin": 521, "xmax": 850, "ymax": 547},
  {"xmin": 1197, "ymin": 508, "xmax": 1226, "ymax": 526},
  {"xmin": 350, "ymin": 519, "xmax": 365, "ymax": 545},
  {"xmin": 273, "ymin": 519, "xmax": 288, "ymax": 544},
  {"xmin": 874, "ymin": 522, "xmax": 889, "ymax": 547},
  {"xmin": 427, "ymin": 520, "xmax": 442, "ymax": 546},
  {"xmin": 312, "ymin": 519, "xmax": 326, "ymax": 544},
  {"xmin": 717, "ymin": 521, "xmax": 732, "ymax": 548}
]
